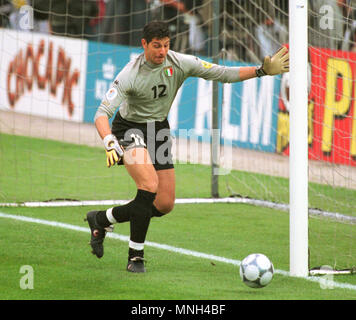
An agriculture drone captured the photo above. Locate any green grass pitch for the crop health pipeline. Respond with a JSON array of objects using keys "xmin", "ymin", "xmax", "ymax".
[{"xmin": 0, "ymin": 133, "xmax": 355, "ymax": 300}]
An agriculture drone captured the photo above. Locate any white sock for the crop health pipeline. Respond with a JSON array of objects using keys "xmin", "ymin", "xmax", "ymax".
[
  {"xmin": 106, "ymin": 207, "xmax": 117, "ymax": 224},
  {"xmin": 129, "ymin": 240, "xmax": 144, "ymax": 251}
]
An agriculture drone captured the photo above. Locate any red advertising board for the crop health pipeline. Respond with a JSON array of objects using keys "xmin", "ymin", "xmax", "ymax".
[
  {"xmin": 277, "ymin": 47, "xmax": 356, "ymax": 167},
  {"xmin": 0, "ymin": 29, "xmax": 87, "ymax": 122}
]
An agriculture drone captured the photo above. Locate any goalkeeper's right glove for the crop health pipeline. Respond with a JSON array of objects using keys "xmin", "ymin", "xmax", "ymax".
[
  {"xmin": 256, "ymin": 46, "xmax": 289, "ymax": 77},
  {"xmin": 103, "ymin": 134, "xmax": 124, "ymax": 168}
]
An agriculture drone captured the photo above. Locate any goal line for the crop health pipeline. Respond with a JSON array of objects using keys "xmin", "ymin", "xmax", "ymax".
[
  {"xmin": 1, "ymin": 196, "xmax": 355, "ymax": 225},
  {"xmin": 0, "ymin": 211, "xmax": 355, "ymax": 291}
]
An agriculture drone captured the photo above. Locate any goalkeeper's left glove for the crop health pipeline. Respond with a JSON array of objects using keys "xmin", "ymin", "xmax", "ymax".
[
  {"xmin": 256, "ymin": 46, "xmax": 289, "ymax": 77},
  {"xmin": 103, "ymin": 134, "xmax": 124, "ymax": 168}
]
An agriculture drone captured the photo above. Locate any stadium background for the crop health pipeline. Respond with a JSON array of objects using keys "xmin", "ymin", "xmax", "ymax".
[
  {"xmin": 0, "ymin": 0, "xmax": 355, "ymax": 300},
  {"xmin": 1, "ymin": 0, "xmax": 356, "ymax": 185}
]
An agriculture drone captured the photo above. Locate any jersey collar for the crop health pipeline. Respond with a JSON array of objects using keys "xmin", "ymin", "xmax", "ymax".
[{"xmin": 142, "ymin": 53, "xmax": 167, "ymax": 69}]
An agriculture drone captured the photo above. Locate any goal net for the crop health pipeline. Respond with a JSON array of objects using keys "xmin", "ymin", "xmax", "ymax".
[{"xmin": 0, "ymin": 0, "xmax": 355, "ymax": 273}]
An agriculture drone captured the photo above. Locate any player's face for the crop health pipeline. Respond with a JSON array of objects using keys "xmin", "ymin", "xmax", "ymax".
[{"xmin": 142, "ymin": 37, "xmax": 170, "ymax": 65}]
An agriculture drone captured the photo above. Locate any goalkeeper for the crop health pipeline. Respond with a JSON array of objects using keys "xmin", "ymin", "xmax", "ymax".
[{"xmin": 86, "ymin": 20, "xmax": 289, "ymax": 273}]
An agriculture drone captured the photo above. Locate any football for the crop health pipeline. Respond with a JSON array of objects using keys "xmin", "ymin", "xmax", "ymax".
[{"xmin": 239, "ymin": 253, "xmax": 274, "ymax": 288}]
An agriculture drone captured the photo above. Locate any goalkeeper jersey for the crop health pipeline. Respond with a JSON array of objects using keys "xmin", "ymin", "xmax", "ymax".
[{"xmin": 95, "ymin": 50, "xmax": 241, "ymax": 123}]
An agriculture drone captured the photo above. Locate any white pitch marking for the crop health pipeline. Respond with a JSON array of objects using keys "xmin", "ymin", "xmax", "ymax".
[
  {"xmin": 0, "ymin": 211, "xmax": 355, "ymax": 291},
  {"xmin": 1, "ymin": 197, "xmax": 354, "ymax": 224}
]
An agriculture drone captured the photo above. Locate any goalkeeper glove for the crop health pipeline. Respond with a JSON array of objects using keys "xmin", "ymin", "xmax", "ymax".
[
  {"xmin": 103, "ymin": 134, "xmax": 124, "ymax": 168},
  {"xmin": 256, "ymin": 46, "xmax": 289, "ymax": 77}
]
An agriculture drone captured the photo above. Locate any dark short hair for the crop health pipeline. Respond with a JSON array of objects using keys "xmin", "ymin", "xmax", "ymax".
[{"xmin": 143, "ymin": 21, "xmax": 170, "ymax": 44}]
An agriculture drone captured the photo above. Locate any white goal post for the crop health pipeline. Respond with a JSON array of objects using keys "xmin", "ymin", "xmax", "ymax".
[{"xmin": 289, "ymin": 0, "xmax": 309, "ymax": 277}]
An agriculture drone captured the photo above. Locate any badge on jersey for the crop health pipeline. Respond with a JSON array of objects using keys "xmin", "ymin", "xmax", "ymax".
[
  {"xmin": 201, "ymin": 60, "xmax": 213, "ymax": 69},
  {"xmin": 106, "ymin": 87, "xmax": 118, "ymax": 102},
  {"xmin": 164, "ymin": 66, "xmax": 173, "ymax": 77}
]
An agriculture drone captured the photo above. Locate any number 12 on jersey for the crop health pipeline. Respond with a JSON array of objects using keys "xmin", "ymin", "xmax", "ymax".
[{"xmin": 151, "ymin": 84, "xmax": 167, "ymax": 99}]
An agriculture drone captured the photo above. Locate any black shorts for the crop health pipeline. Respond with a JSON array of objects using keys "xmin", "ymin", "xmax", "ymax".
[{"xmin": 111, "ymin": 113, "xmax": 174, "ymax": 171}]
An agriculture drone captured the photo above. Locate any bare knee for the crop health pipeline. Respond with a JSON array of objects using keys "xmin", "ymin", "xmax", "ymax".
[
  {"xmin": 135, "ymin": 170, "xmax": 159, "ymax": 193},
  {"xmin": 137, "ymin": 178, "xmax": 159, "ymax": 193},
  {"xmin": 155, "ymin": 199, "xmax": 175, "ymax": 214}
]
